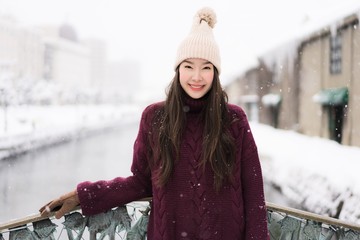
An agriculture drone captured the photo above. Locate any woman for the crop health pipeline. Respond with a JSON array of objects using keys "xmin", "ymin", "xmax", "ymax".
[{"xmin": 40, "ymin": 7, "xmax": 269, "ymax": 239}]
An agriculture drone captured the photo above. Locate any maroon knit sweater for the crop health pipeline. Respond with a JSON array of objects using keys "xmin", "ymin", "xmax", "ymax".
[{"xmin": 77, "ymin": 97, "xmax": 269, "ymax": 240}]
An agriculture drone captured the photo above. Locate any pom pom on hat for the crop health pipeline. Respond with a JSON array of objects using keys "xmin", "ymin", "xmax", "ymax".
[
  {"xmin": 196, "ymin": 7, "xmax": 217, "ymax": 28},
  {"xmin": 174, "ymin": 7, "xmax": 221, "ymax": 74}
]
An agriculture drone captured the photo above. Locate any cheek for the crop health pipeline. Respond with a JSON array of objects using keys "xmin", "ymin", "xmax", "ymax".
[
  {"xmin": 179, "ymin": 72, "xmax": 190, "ymax": 86},
  {"xmin": 205, "ymin": 72, "xmax": 214, "ymax": 84},
  {"xmin": 179, "ymin": 71, "xmax": 190, "ymax": 81}
]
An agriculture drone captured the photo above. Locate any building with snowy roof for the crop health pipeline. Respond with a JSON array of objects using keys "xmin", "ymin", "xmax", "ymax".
[{"xmin": 226, "ymin": 5, "xmax": 360, "ymax": 147}]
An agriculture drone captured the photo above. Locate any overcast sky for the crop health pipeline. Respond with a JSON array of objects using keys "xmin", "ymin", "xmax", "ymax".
[{"xmin": 1, "ymin": 0, "xmax": 360, "ymax": 98}]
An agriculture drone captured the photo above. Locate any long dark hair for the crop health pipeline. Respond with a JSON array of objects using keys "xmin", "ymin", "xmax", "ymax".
[{"xmin": 152, "ymin": 67, "xmax": 236, "ymax": 191}]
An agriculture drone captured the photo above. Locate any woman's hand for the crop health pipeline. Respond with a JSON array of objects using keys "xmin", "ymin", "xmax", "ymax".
[{"xmin": 39, "ymin": 189, "xmax": 80, "ymax": 219}]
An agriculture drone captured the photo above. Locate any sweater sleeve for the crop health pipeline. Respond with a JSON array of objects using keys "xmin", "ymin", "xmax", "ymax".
[
  {"xmin": 234, "ymin": 108, "xmax": 269, "ymax": 239},
  {"xmin": 76, "ymin": 105, "xmax": 154, "ymax": 216}
]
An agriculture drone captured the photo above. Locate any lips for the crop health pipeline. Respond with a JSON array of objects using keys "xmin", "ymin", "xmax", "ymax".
[{"xmin": 189, "ymin": 84, "xmax": 204, "ymax": 91}]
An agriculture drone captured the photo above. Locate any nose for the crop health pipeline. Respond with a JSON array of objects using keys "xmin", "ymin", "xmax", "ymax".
[{"xmin": 192, "ymin": 69, "xmax": 202, "ymax": 82}]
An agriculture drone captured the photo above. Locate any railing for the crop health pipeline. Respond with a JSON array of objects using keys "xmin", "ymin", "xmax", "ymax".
[
  {"xmin": 0, "ymin": 201, "xmax": 359, "ymax": 240},
  {"xmin": 266, "ymin": 202, "xmax": 360, "ymax": 239},
  {"xmin": 0, "ymin": 200, "xmax": 151, "ymax": 240}
]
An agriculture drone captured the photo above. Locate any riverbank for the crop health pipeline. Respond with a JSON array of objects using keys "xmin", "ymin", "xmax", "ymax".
[{"xmin": 0, "ymin": 104, "xmax": 142, "ymax": 160}]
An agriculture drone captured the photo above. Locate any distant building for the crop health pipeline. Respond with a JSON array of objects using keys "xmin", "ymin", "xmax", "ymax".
[
  {"xmin": 297, "ymin": 13, "xmax": 359, "ymax": 146},
  {"xmin": 0, "ymin": 15, "xmax": 140, "ymax": 105},
  {"xmin": 41, "ymin": 24, "xmax": 91, "ymax": 89},
  {"xmin": 83, "ymin": 39, "xmax": 108, "ymax": 89},
  {"xmin": 226, "ymin": 67, "xmax": 260, "ymax": 123},
  {"xmin": 226, "ymin": 6, "xmax": 360, "ymax": 147},
  {"xmin": 0, "ymin": 14, "xmax": 116, "ymax": 105},
  {"xmin": 0, "ymin": 16, "xmax": 44, "ymax": 83}
]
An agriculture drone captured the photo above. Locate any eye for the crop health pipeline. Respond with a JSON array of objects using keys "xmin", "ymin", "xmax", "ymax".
[
  {"xmin": 184, "ymin": 65, "xmax": 193, "ymax": 69},
  {"xmin": 203, "ymin": 65, "xmax": 213, "ymax": 70}
]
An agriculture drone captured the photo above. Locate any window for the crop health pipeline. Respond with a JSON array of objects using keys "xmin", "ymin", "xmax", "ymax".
[{"xmin": 329, "ymin": 32, "xmax": 342, "ymax": 74}]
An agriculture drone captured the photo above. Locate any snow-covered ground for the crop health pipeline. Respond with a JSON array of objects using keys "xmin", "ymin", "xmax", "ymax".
[
  {"xmin": 252, "ymin": 123, "xmax": 360, "ymax": 224},
  {"xmin": 0, "ymin": 104, "xmax": 359, "ymax": 224},
  {"xmin": 0, "ymin": 104, "xmax": 142, "ymax": 160}
]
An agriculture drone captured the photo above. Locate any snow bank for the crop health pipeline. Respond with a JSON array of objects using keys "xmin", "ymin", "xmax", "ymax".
[
  {"xmin": 251, "ymin": 123, "xmax": 360, "ymax": 224},
  {"xmin": 0, "ymin": 104, "xmax": 141, "ymax": 160}
]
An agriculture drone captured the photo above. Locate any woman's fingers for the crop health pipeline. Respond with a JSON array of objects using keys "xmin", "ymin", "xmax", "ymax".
[
  {"xmin": 54, "ymin": 200, "xmax": 77, "ymax": 219},
  {"xmin": 39, "ymin": 199, "xmax": 62, "ymax": 217},
  {"xmin": 39, "ymin": 189, "xmax": 79, "ymax": 219},
  {"xmin": 39, "ymin": 201, "xmax": 52, "ymax": 213}
]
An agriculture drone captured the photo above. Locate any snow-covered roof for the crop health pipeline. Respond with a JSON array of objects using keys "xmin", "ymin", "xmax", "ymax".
[{"xmin": 260, "ymin": 2, "xmax": 360, "ymax": 71}]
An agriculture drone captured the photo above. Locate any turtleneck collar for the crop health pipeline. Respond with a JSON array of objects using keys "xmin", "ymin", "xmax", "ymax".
[{"xmin": 182, "ymin": 92, "xmax": 208, "ymax": 114}]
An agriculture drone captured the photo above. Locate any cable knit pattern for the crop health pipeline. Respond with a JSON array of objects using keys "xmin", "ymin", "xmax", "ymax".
[{"xmin": 77, "ymin": 99, "xmax": 269, "ymax": 240}]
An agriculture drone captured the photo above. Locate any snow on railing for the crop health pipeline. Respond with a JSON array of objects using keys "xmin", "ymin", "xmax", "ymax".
[{"xmin": 0, "ymin": 201, "xmax": 359, "ymax": 240}]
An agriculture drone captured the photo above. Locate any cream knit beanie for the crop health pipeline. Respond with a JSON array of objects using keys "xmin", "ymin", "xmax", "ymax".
[{"xmin": 174, "ymin": 7, "xmax": 221, "ymax": 74}]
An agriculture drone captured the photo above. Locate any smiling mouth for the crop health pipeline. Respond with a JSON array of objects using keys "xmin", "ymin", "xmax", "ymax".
[{"xmin": 189, "ymin": 84, "xmax": 204, "ymax": 91}]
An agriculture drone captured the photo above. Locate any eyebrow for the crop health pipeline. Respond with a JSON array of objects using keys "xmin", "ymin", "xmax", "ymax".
[{"xmin": 183, "ymin": 60, "xmax": 212, "ymax": 65}]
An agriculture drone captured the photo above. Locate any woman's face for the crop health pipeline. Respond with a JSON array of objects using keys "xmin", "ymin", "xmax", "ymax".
[{"xmin": 179, "ymin": 58, "xmax": 214, "ymax": 99}]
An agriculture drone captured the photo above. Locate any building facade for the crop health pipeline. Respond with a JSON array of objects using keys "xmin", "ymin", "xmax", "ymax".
[
  {"xmin": 226, "ymin": 10, "xmax": 360, "ymax": 147},
  {"xmin": 0, "ymin": 16, "xmax": 110, "ymax": 104},
  {"xmin": 0, "ymin": 16, "xmax": 44, "ymax": 83},
  {"xmin": 298, "ymin": 14, "xmax": 360, "ymax": 146}
]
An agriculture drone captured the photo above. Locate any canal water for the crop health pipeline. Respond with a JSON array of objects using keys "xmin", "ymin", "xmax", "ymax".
[{"xmin": 0, "ymin": 120, "xmax": 295, "ymax": 223}]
